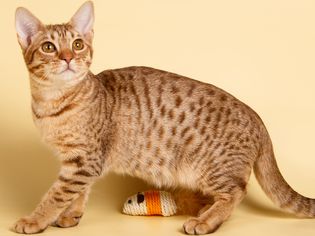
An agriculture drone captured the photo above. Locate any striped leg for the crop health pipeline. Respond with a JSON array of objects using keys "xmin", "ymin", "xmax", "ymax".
[
  {"xmin": 53, "ymin": 187, "xmax": 90, "ymax": 228},
  {"xmin": 183, "ymin": 154, "xmax": 252, "ymax": 234},
  {"xmin": 183, "ymin": 191, "xmax": 245, "ymax": 235},
  {"xmin": 12, "ymin": 163, "xmax": 99, "ymax": 234}
]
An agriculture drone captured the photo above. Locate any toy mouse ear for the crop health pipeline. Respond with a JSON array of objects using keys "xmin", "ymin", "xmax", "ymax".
[
  {"xmin": 137, "ymin": 193, "xmax": 145, "ymax": 204},
  {"xmin": 15, "ymin": 7, "xmax": 44, "ymax": 50},
  {"xmin": 69, "ymin": 1, "xmax": 94, "ymax": 37}
]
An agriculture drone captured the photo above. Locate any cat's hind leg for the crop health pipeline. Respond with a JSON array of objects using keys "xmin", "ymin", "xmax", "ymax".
[
  {"xmin": 182, "ymin": 158, "xmax": 251, "ymax": 235},
  {"xmin": 183, "ymin": 190, "xmax": 245, "ymax": 234}
]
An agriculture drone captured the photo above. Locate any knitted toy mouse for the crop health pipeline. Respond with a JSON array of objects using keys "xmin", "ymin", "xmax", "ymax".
[{"xmin": 122, "ymin": 190, "xmax": 177, "ymax": 216}]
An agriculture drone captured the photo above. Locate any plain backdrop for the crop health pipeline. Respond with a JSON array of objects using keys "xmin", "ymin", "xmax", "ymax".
[{"xmin": 0, "ymin": 0, "xmax": 315, "ymax": 235}]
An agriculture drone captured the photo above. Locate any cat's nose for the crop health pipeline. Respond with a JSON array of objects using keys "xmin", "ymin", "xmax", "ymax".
[{"xmin": 60, "ymin": 50, "xmax": 74, "ymax": 64}]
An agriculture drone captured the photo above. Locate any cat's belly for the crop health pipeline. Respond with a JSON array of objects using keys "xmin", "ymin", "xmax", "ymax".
[{"xmin": 109, "ymin": 155, "xmax": 198, "ymax": 190}]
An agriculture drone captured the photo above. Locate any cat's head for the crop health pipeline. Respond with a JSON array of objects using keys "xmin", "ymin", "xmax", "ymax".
[{"xmin": 15, "ymin": 1, "xmax": 94, "ymax": 85}]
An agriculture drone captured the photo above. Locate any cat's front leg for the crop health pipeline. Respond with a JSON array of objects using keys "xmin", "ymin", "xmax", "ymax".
[
  {"xmin": 53, "ymin": 187, "xmax": 90, "ymax": 228},
  {"xmin": 12, "ymin": 156, "xmax": 101, "ymax": 234}
]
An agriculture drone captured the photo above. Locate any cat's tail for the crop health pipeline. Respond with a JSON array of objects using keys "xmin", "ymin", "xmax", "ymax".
[{"xmin": 254, "ymin": 129, "xmax": 315, "ymax": 217}]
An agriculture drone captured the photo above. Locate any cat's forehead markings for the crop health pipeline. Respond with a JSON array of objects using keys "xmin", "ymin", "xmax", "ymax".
[
  {"xmin": 66, "ymin": 31, "xmax": 74, "ymax": 39},
  {"xmin": 45, "ymin": 25, "xmax": 78, "ymax": 48},
  {"xmin": 46, "ymin": 24, "xmax": 73, "ymax": 39},
  {"xmin": 52, "ymin": 32, "xmax": 59, "ymax": 41},
  {"xmin": 48, "ymin": 32, "xmax": 55, "ymax": 41}
]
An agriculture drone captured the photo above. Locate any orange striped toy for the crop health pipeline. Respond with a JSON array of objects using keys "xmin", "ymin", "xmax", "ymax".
[{"xmin": 122, "ymin": 190, "xmax": 177, "ymax": 216}]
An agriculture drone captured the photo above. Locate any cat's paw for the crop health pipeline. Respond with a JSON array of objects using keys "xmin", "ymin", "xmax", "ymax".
[
  {"xmin": 11, "ymin": 217, "xmax": 48, "ymax": 234},
  {"xmin": 53, "ymin": 211, "xmax": 83, "ymax": 228},
  {"xmin": 183, "ymin": 217, "xmax": 217, "ymax": 235}
]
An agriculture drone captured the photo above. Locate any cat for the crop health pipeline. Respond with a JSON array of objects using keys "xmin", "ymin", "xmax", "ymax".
[{"xmin": 13, "ymin": 1, "xmax": 315, "ymax": 235}]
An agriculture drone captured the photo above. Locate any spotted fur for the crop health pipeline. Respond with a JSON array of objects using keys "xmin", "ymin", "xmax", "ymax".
[{"xmin": 13, "ymin": 1, "xmax": 315, "ymax": 235}]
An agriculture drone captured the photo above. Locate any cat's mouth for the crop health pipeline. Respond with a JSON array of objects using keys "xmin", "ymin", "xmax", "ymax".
[
  {"xmin": 62, "ymin": 68, "xmax": 75, "ymax": 73},
  {"xmin": 59, "ymin": 66, "xmax": 76, "ymax": 74}
]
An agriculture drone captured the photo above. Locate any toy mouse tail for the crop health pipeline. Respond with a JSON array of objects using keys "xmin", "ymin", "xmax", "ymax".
[{"xmin": 171, "ymin": 189, "xmax": 212, "ymax": 216}]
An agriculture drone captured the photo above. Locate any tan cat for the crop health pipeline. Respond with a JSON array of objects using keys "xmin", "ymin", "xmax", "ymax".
[{"xmin": 13, "ymin": 1, "xmax": 315, "ymax": 235}]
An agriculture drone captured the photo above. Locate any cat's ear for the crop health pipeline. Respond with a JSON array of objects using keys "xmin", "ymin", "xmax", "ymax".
[
  {"xmin": 15, "ymin": 7, "xmax": 44, "ymax": 50},
  {"xmin": 70, "ymin": 1, "xmax": 94, "ymax": 39}
]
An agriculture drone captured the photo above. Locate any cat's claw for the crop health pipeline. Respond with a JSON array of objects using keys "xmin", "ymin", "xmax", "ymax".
[{"xmin": 12, "ymin": 217, "xmax": 48, "ymax": 234}]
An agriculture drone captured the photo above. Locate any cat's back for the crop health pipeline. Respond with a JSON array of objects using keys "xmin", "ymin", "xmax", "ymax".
[
  {"xmin": 96, "ymin": 66, "xmax": 262, "ymax": 136},
  {"xmin": 97, "ymin": 66, "xmax": 234, "ymax": 101},
  {"xmin": 96, "ymin": 66, "xmax": 252, "ymax": 113}
]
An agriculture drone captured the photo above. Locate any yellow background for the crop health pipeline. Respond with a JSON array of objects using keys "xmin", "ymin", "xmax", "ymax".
[{"xmin": 1, "ymin": 0, "xmax": 315, "ymax": 235}]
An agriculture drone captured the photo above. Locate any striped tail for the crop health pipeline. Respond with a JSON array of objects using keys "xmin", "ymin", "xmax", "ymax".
[{"xmin": 254, "ymin": 130, "xmax": 315, "ymax": 217}]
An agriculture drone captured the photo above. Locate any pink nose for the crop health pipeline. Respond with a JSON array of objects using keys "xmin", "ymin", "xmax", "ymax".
[{"xmin": 60, "ymin": 50, "xmax": 73, "ymax": 64}]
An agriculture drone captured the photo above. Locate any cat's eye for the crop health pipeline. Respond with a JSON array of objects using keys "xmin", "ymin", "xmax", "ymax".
[
  {"xmin": 73, "ymin": 39, "xmax": 84, "ymax": 51},
  {"xmin": 41, "ymin": 42, "xmax": 56, "ymax": 53}
]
